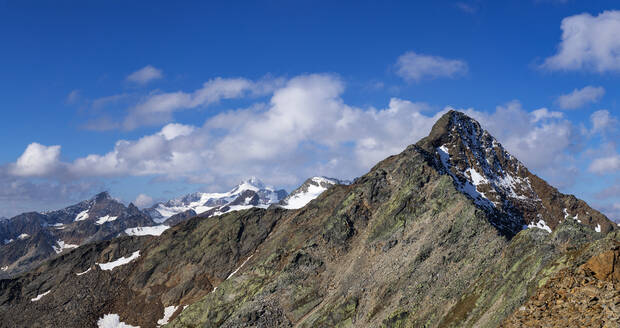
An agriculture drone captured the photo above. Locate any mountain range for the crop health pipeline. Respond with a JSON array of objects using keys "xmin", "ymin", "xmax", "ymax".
[
  {"xmin": 0, "ymin": 177, "xmax": 344, "ymax": 278},
  {"xmin": 0, "ymin": 111, "xmax": 618, "ymax": 327}
]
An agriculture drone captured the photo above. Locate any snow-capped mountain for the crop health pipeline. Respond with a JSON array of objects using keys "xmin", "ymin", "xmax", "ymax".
[
  {"xmin": 280, "ymin": 176, "xmax": 349, "ymax": 209},
  {"xmin": 146, "ymin": 177, "xmax": 287, "ymax": 223},
  {"xmin": 418, "ymin": 110, "xmax": 614, "ymax": 236},
  {"xmin": 0, "ymin": 192, "xmax": 154, "ymax": 277}
]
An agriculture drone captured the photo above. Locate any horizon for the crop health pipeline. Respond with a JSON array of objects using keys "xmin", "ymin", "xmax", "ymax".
[{"xmin": 1, "ymin": 1, "xmax": 619, "ymax": 222}]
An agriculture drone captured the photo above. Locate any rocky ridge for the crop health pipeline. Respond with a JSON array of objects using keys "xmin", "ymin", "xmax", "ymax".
[{"xmin": 0, "ymin": 111, "xmax": 617, "ymax": 328}]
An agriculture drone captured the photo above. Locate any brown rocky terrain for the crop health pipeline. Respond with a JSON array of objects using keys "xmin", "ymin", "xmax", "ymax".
[{"xmin": 502, "ymin": 238, "xmax": 620, "ymax": 328}]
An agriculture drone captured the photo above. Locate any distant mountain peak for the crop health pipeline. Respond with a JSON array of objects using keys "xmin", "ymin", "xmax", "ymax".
[
  {"xmin": 147, "ymin": 177, "xmax": 286, "ymax": 222},
  {"xmin": 231, "ymin": 177, "xmax": 268, "ymax": 193},
  {"xmin": 280, "ymin": 176, "xmax": 347, "ymax": 209},
  {"xmin": 92, "ymin": 191, "xmax": 112, "ymax": 202}
]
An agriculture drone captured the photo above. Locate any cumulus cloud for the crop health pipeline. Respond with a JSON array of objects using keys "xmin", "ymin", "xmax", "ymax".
[
  {"xmin": 133, "ymin": 194, "xmax": 154, "ymax": 208},
  {"xmin": 530, "ymin": 108, "xmax": 563, "ymax": 122},
  {"xmin": 542, "ymin": 10, "xmax": 620, "ymax": 72},
  {"xmin": 556, "ymin": 86, "xmax": 605, "ymax": 110},
  {"xmin": 395, "ymin": 51, "xmax": 468, "ymax": 82},
  {"xmin": 159, "ymin": 123, "xmax": 196, "ymax": 140},
  {"xmin": 123, "ymin": 76, "xmax": 283, "ymax": 129},
  {"xmin": 57, "ymin": 75, "xmax": 443, "ymax": 185},
  {"xmin": 126, "ymin": 65, "xmax": 163, "ymax": 84},
  {"xmin": 5, "ymin": 74, "xmax": 599, "ymax": 200},
  {"xmin": 9, "ymin": 143, "xmax": 62, "ymax": 177}
]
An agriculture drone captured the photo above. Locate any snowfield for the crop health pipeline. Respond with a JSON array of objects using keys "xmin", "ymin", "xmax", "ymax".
[
  {"xmin": 97, "ymin": 251, "xmax": 140, "ymax": 271},
  {"xmin": 124, "ymin": 225, "xmax": 169, "ymax": 237},
  {"xmin": 281, "ymin": 177, "xmax": 337, "ymax": 209},
  {"xmin": 95, "ymin": 215, "xmax": 119, "ymax": 225}
]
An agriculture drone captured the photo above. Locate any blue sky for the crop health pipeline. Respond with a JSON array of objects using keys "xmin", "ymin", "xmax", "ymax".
[{"xmin": 0, "ymin": 0, "xmax": 619, "ymax": 221}]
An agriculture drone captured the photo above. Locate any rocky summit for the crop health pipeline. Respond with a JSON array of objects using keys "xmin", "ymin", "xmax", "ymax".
[{"xmin": 0, "ymin": 111, "xmax": 618, "ymax": 328}]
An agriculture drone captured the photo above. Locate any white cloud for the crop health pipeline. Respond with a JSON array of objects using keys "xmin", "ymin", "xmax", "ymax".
[
  {"xmin": 159, "ymin": 123, "xmax": 196, "ymax": 140},
  {"xmin": 542, "ymin": 10, "xmax": 620, "ymax": 72},
  {"xmin": 123, "ymin": 77, "xmax": 283, "ymax": 129},
  {"xmin": 395, "ymin": 51, "xmax": 468, "ymax": 82},
  {"xmin": 590, "ymin": 109, "xmax": 618, "ymax": 135},
  {"xmin": 9, "ymin": 143, "xmax": 61, "ymax": 177},
  {"xmin": 5, "ymin": 74, "xmax": 595, "ymax": 198},
  {"xmin": 556, "ymin": 86, "xmax": 605, "ymax": 110},
  {"xmin": 530, "ymin": 108, "xmax": 563, "ymax": 122},
  {"xmin": 133, "ymin": 194, "xmax": 154, "ymax": 208},
  {"xmin": 589, "ymin": 155, "xmax": 620, "ymax": 174},
  {"xmin": 126, "ymin": 65, "xmax": 163, "ymax": 84}
]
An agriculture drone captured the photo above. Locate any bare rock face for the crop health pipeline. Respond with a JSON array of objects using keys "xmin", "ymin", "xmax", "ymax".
[{"xmin": 582, "ymin": 247, "xmax": 620, "ymax": 282}]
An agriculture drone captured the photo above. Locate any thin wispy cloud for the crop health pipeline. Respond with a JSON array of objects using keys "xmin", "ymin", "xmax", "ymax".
[
  {"xmin": 122, "ymin": 76, "xmax": 284, "ymax": 130},
  {"xmin": 395, "ymin": 51, "xmax": 468, "ymax": 82},
  {"xmin": 126, "ymin": 65, "xmax": 163, "ymax": 84},
  {"xmin": 556, "ymin": 86, "xmax": 605, "ymax": 110}
]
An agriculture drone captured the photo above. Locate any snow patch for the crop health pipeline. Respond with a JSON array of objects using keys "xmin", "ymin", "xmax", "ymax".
[
  {"xmin": 31, "ymin": 290, "xmax": 51, "ymax": 302},
  {"xmin": 17, "ymin": 233, "xmax": 30, "ymax": 240},
  {"xmin": 437, "ymin": 146, "xmax": 494, "ymax": 209},
  {"xmin": 76, "ymin": 268, "xmax": 92, "ymax": 276},
  {"xmin": 281, "ymin": 178, "xmax": 334, "ymax": 210},
  {"xmin": 124, "ymin": 225, "xmax": 169, "ymax": 237},
  {"xmin": 527, "ymin": 219, "xmax": 552, "ymax": 233},
  {"xmin": 227, "ymin": 254, "xmax": 254, "ymax": 280},
  {"xmin": 53, "ymin": 240, "xmax": 79, "ymax": 254},
  {"xmin": 97, "ymin": 314, "xmax": 139, "ymax": 328},
  {"xmin": 595, "ymin": 224, "xmax": 601, "ymax": 233},
  {"xmin": 157, "ymin": 305, "xmax": 179, "ymax": 326},
  {"xmin": 1, "ymin": 266, "xmax": 8, "ymax": 271},
  {"xmin": 75, "ymin": 209, "xmax": 90, "ymax": 222},
  {"xmin": 95, "ymin": 215, "xmax": 119, "ymax": 225},
  {"xmin": 97, "ymin": 251, "xmax": 140, "ymax": 271}
]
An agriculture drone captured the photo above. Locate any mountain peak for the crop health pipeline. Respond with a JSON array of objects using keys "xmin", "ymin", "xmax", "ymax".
[
  {"xmin": 415, "ymin": 110, "xmax": 615, "ymax": 236},
  {"xmin": 419, "ymin": 110, "xmax": 486, "ymax": 151},
  {"xmin": 232, "ymin": 177, "xmax": 267, "ymax": 193},
  {"xmin": 92, "ymin": 191, "xmax": 112, "ymax": 202}
]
